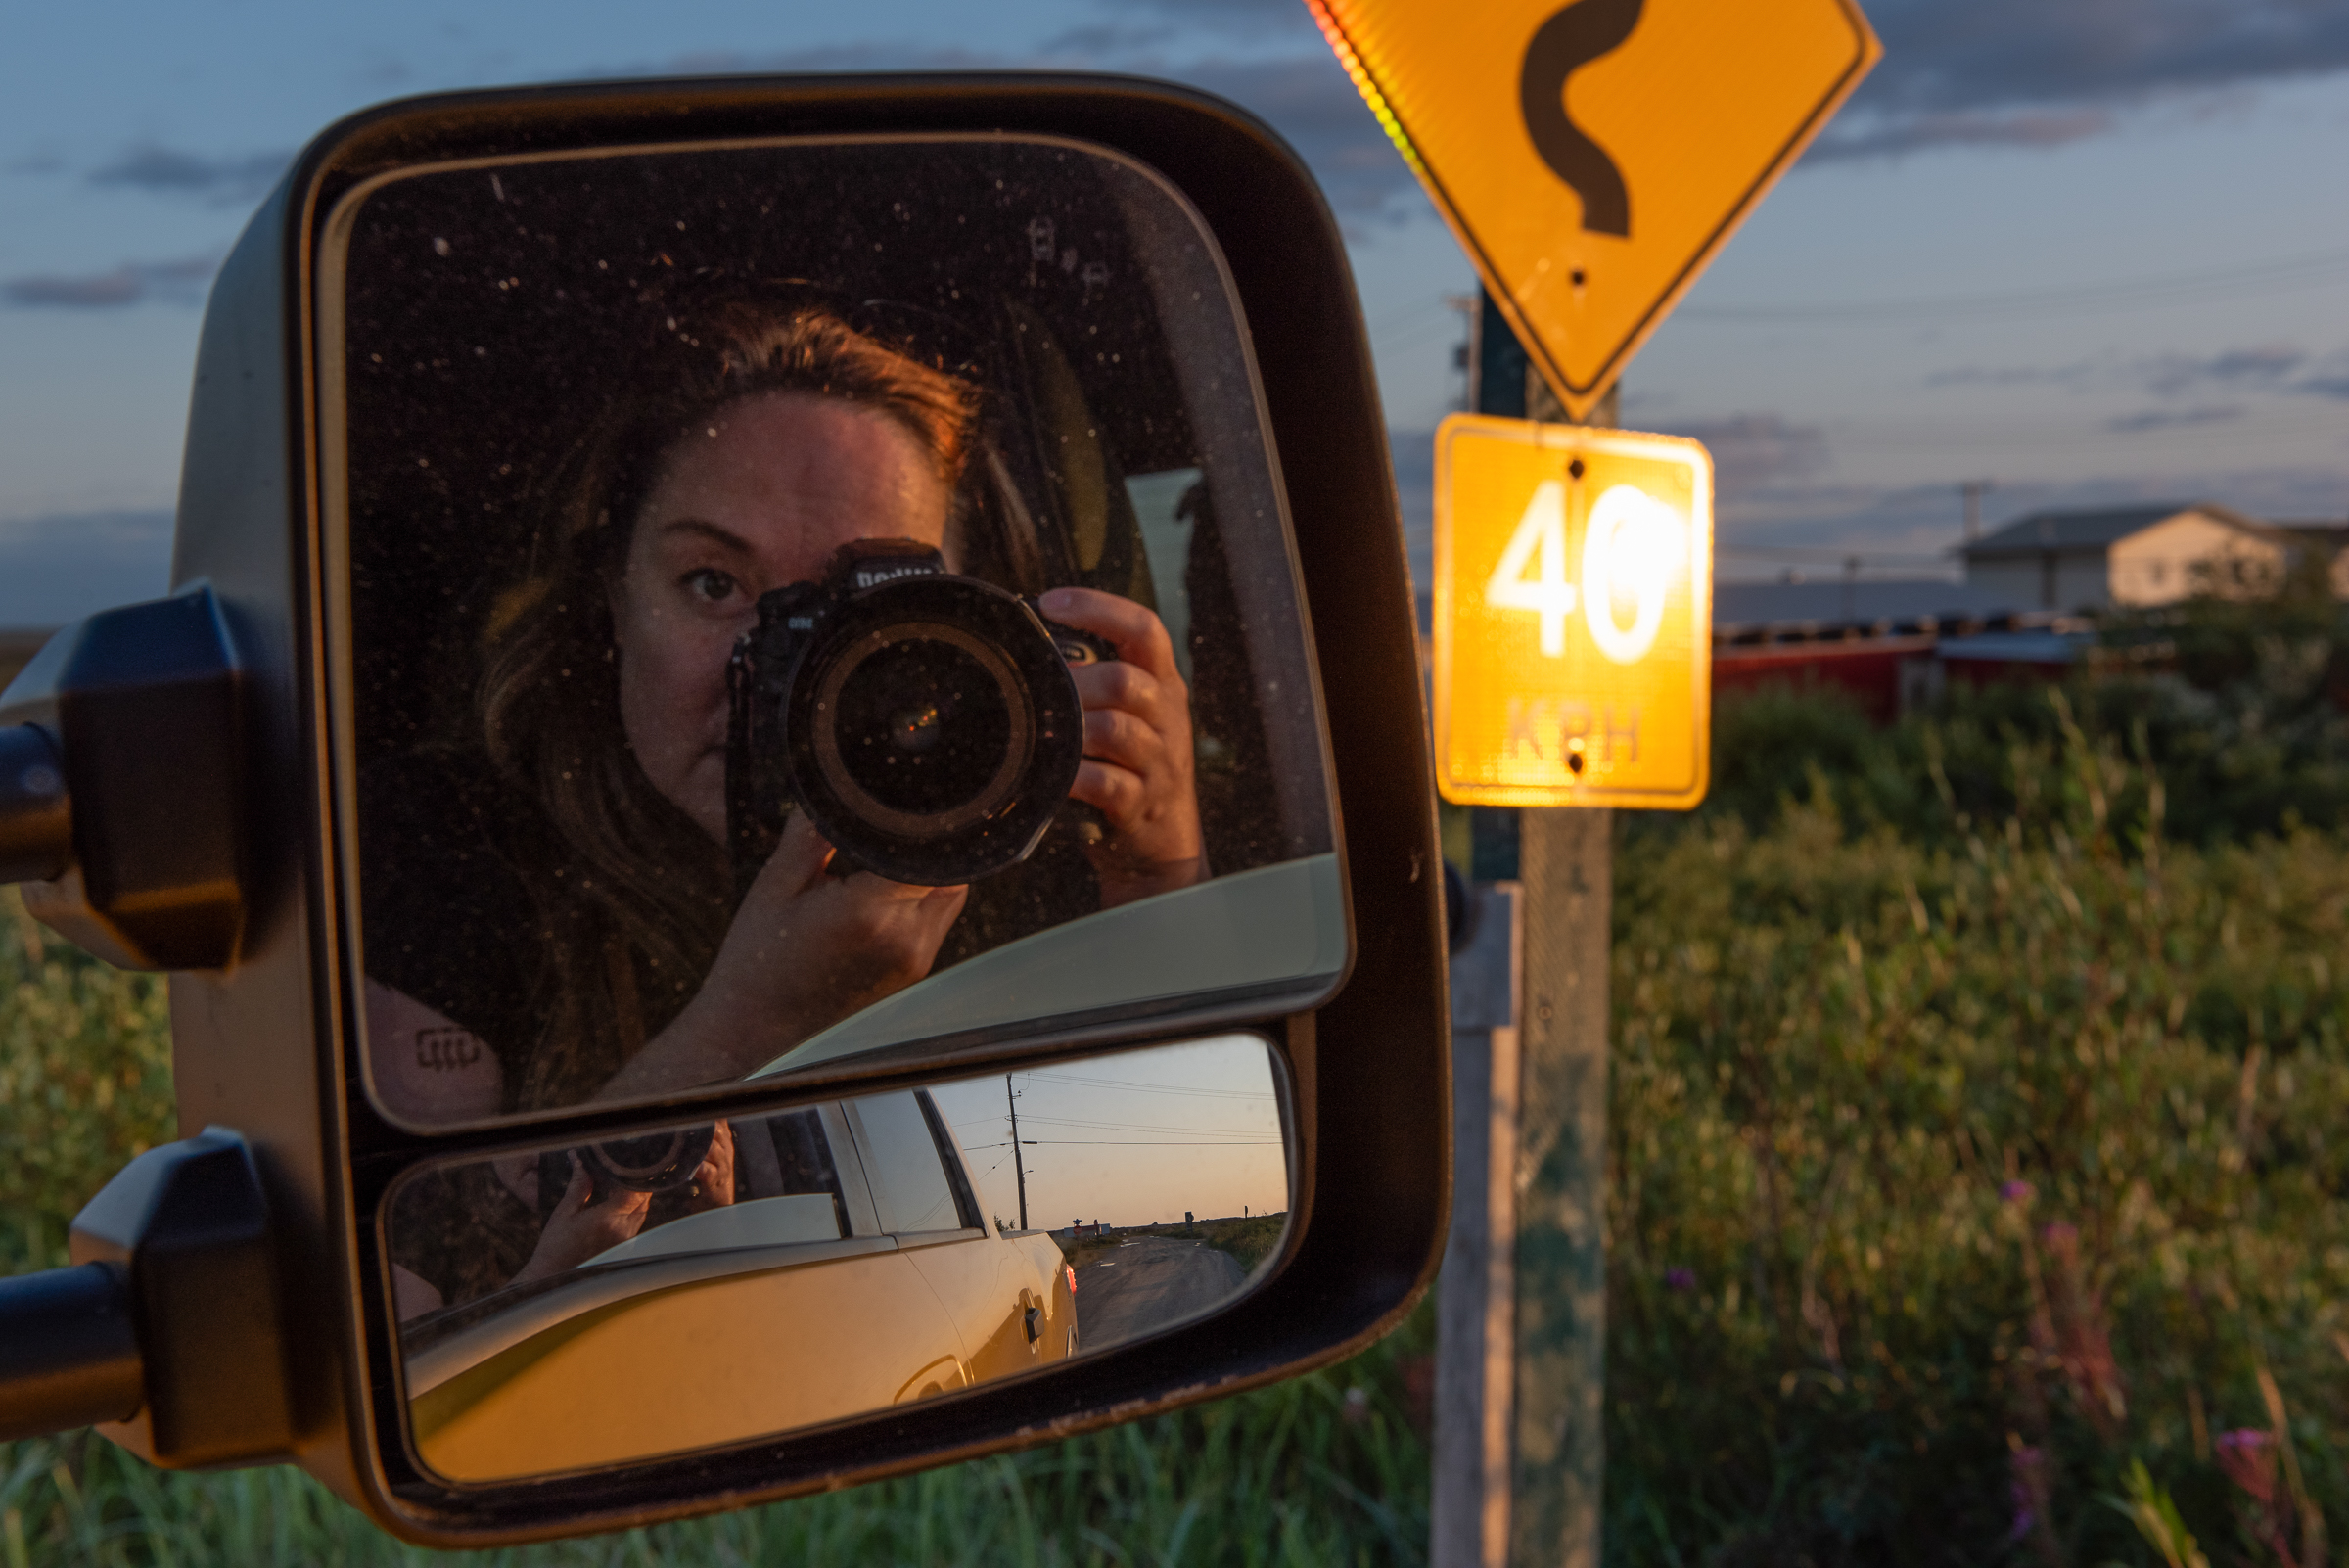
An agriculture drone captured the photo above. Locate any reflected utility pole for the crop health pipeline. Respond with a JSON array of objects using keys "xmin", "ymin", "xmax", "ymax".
[
  {"xmin": 1961, "ymin": 479, "xmax": 1993, "ymax": 543},
  {"xmin": 1006, "ymin": 1074, "xmax": 1029, "ymax": 1231}
]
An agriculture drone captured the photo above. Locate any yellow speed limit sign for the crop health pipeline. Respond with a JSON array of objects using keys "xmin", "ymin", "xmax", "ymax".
[{"xmin": 1434, "ymin": 415, "xmax": 1713, "ymax": 808}]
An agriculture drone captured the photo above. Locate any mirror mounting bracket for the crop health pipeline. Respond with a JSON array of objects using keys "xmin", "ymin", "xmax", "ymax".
[
  {"xmin": 66, "ymin": 1128, "xmax": 298, "ymax": 1468},
  {"xmin": 0, "ymin": 583, "xmax": 251, "ymax": 970}
]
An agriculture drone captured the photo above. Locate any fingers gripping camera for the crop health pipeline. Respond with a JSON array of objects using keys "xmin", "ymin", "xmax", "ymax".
[{"xmin": 724, "ymin": 540, "xmax": 1111, "ymax": 889}]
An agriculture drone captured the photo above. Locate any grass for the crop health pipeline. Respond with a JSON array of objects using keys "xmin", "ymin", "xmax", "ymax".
[
  {"xmin": 1127, "ymin": 1214, "xmax": 1290, "ymax": 1276},
  {"xmin": 10, "ymin": 585, "xmax": 2349, "ymax": 1560},
  {"xmin": 0, "ymin": 891, "xmax": 1433, "ymax": 1565},
  {"xmin": 0, "ymin": 1314, "xmax": 1434, "ymax": 1567},
  {"xmin": 1604, "ymin": 677, "xmax": 2349, "ymax": 1564}
]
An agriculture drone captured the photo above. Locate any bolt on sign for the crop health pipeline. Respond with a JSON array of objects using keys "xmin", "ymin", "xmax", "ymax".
[
  {"xmin": 1434, "ymin": 415, "xmax": 1713, "ymax": 808},
  {"xmin": 1304, "ymin": 0, "xmax": 1879, "ymax": 421}
]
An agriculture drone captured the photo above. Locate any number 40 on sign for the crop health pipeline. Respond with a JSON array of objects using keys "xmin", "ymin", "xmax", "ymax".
[{"xmin": 1433, "ymin": 415, "xmax": 1714, "ymax": 810}]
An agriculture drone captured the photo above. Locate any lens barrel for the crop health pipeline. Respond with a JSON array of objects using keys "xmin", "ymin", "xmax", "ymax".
[
  {"xmin": 579, "ymin": 1125, "xmax": 717, "ymax": 1195},
  {"xmin": 783, "ymin": 576, "xmax": 1083, "ymax": 885}
]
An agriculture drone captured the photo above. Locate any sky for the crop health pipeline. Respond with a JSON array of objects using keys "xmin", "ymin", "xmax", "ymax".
[
  {"xmin": 2, "ymin": 0, "xmax": 2346, "ymax": 624},
  {"xmin": 931, "ymin": 1035, "xmax": 1289, "ymax": 1232}
]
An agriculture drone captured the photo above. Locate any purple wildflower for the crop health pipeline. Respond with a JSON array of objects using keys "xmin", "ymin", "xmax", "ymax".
[
  {"xmin": 2000, "ymin": 1179, "xmax": 2035, "ymax": 1204},
  {"xmin": 2006, "ymin": 1446, "xmax": 2049, "ymax": 1545},
  {"xmin": 2216, "ymin": 1428, "xmax": 2277, "ymax": 1504},
  {"xmin": 1665, "ymin": 1267, "xmax": 1696, "ymax": 1292}
]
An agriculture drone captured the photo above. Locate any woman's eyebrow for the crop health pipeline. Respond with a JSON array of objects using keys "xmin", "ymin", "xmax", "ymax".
[{"xmin": 653, "ymin": 518, "xmax": 756, "ymax": 555}]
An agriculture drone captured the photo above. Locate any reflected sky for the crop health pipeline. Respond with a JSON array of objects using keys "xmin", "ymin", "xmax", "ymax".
[{"xmin": 931, "ymin": 1035, "xmax": 1286, "ymax": 1229}]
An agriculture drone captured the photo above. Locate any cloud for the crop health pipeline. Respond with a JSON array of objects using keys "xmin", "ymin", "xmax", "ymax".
[
  {"xmin": 2106, "ymin": 404, "xmax": 2244, "ymax": 432},
  {"xmin": 1817, "ymin": 108, "xmax": 2115, "ymax": 161},
  {"xmin": 1176, "ymin": 54, "xmax": 1419, "ymax": 222},
  {"xmin": 1926, "ymin": 343, "xmax": 2349, "ymax": 405},
  {"xmin": 2142, "ymin": 343, "xmax": 2303, "ymax": 395},
  {"xmin": 0, "ymin": 509, "xmax": 174, "ymax": 627},
  {"xmin": 2279, "ymin": 350, "xmax": 2349, "ymax": 402},
  {"xmin": 88, "ymin": 144, "xmax": 289, "ymax": 204},
  {"xmin": 2, "ymin": 254, "xmax": 218, "ymax": 309},
  {"xmin": 1033, "ymin": 22, "xmax": 1182, "ymax": 58},
  {"xmin": 1815, "ymin": 0, "xmax": 2349, "ymax": 161},
  {"xmin": 1654, "ymin": 414, "xmax": 1830, "ymax": 494},
  {"xmin": 1075, "ymin": 0, "xmax": 1315, "ymax": 44},
  {"xmin": 604, "ymin": 38, "xmax": 1417, "ymax": 224},
  {"xmin": 1710, "ymin": 464, "xmax": 2349, "ymax": 574},
  {"xmin": 1924, "ymin": 359, "xmax": 2107, "ymax": 392}
]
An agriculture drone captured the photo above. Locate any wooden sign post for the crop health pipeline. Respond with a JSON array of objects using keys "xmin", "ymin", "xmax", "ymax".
[{"xmin": 1311, "ymin": 0, "xmax": 1880, "ymax": 1551}]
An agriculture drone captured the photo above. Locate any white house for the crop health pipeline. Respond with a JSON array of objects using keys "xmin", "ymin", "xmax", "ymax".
[{"xmin": 1959, "ymin": 503, "xmax": 2293, "ymax": 611}]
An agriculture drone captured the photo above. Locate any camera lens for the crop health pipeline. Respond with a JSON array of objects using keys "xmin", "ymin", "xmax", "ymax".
[
  {"xmin": 779, "ymin": 575, "xmax": 1085, "ymax": 886},
  {"xmin": 580, "ymin": 1124, "xmax": 716, "ymax": 1193},
  {"xmin": 812, "ymin": 622, "xmax": 1032, "ymax": 840},
  {"xmin": 833, "ymin": 635, "xmax": 1018, "ymax": 817}
]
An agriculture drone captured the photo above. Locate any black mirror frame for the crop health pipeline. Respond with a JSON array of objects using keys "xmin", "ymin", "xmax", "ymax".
[{"xmin": 161, "ymin": 71, "xmax": 1448, "ymax": 1545}]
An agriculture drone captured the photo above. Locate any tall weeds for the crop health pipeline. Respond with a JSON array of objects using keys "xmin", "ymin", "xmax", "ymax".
[{"xmin": 1609, "ymin": 690, "xmax": 2349, "ymax": 1563}]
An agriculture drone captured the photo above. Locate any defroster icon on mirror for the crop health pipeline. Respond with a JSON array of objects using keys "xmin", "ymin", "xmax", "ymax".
[{"xmin": 332, "ymin": 135, "xmax": 1345, "ymax": 1130}]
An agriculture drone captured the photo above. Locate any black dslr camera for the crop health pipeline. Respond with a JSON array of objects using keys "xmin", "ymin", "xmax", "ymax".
[
  {"xmin": 536, "ymin": 1124, "xmax": 716, "ymax": 1222},
  {"xmin": 725, "ymin": 539, "xmax": 1109, "ymax": 888}
]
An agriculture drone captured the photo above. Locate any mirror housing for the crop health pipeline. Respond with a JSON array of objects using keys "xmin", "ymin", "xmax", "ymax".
[
  {"xmin": 7, "ymin": 72, "xmax": 1450, "ymax": 1545},
  {"xmin": 0, "ymin": 586, "xmax": 248, "ymax": 969}
]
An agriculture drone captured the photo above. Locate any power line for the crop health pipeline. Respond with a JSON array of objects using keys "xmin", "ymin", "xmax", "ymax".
[
  {"xmin": 1026, "ymin": 1139, "xmax": 1283, "ymax": 1147},
  {"xmin": 1681, "ymin": 246, "xmax": 2349, "ymax": 325},
  {"xmin": 1021, "ymin": 1114, "xmax": 1278, "ymax": 1137},
  {"xmin": 1023, "ymin": 1072, "xmax": 1274, "ymax": 1101},
  {"xmin": 1716, "ymin": 545, "xmax": 1953, "ymax": 564}
]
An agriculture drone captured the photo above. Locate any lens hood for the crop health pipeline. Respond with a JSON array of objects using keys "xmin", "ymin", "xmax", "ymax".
[
  {"xmin": 782, "ymin": 575, "xmax": 1083, "ymax": 886},
  {"xmin": 577, "ymin": 1125, "xmax": 718, "ymax": 1196}
]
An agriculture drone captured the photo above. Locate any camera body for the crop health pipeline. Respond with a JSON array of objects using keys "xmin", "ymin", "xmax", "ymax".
[
  {"xmin": 725, "ymin": 540, "xmax": 1107, "ymax": 889},
  {"xmin": 540, "ymin": 1125, "xmax": 718, "ymax": 1215}
]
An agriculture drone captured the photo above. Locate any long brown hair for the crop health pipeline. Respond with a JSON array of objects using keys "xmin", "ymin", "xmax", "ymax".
[{"xmin": 477, "ymin": 285, "xmax": 1034, "ymax": 1111}]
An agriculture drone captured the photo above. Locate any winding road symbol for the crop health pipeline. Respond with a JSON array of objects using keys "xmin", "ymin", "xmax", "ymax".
[
  {"xmin": 1303, "ymin": 0, "xmax": 1878, "ymax": 417},
  {"xmin": 1519, "ymin": 0, "xmax": 1642, "ymax": 237}
]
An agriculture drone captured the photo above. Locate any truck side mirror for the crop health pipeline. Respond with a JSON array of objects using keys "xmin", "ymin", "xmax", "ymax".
[{"xmin": 0, "ymin": 73, "xmax": 1448, "ymax": 1548}]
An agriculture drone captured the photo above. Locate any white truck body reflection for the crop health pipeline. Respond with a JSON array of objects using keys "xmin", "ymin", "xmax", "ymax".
[{"xmin": 396, "ymin": 1090, "xmax": 1075, "ymax": 1483}]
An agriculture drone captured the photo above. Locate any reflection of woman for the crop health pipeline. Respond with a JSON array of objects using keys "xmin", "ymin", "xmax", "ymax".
[{"xmin": 372, "ymin": 289, "xmax": 1204, "ymax": 1314}]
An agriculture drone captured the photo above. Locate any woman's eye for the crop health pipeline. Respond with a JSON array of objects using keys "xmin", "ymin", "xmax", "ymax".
[{"xmin": 681, "ymin": 569, "xmax": 738, "ymax": 606}]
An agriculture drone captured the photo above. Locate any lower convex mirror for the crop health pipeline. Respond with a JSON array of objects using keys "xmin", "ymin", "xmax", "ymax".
[{"xmin": 386, "ymin": 1034, "xmax": 1289, "ymax": 1482}]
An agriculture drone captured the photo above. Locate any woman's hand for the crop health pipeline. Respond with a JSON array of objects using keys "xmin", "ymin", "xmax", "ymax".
[
  {"xmin": 1036, "ymin": 587, "xmax": 1207, "ymax": 908},
  {"xmin": 511, "ymin": 1157, "xmax": 651, "ymax": 1285},
  {"xmin": 600, "ymin": 812, "xmax": 967, "ymax": 1099},
  {"xmin": 680, "ymin": 1120, "xmax": 736, "ymax": 1214}
]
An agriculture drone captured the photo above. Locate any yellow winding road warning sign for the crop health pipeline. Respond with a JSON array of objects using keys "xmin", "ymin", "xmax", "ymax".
[
  {"xmin": 1434, "ymin": 415, "xmax": 1713, "ymax": 808},
  {"xmin": 1307, "ymin": 0, "xmax": 1879, "ymax": 419}
]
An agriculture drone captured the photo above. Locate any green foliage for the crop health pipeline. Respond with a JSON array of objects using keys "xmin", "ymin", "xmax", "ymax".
[
  {"xmin": 1152, "ymin": 1213, "xmax": 1289, "ymax": 1274},
  {"xmin": 2105, "ymin": 1457, "xmax": 2210, "ymax": 1568},
  {"xmin": 1693, "ymin": 588, "xmax": 2349, "ymax": 850},
  {"xmin": 11, "ymin": 582, "xmax": 2349, "ymax": 1562},
  {"xmin": 1607, "ymin": 704, "xmax": 2349, "ymax": 1563},
  {"xmin": 0, "ymin": 1307, "xmax": 1432, "ymax": 1566},
  {"xmin": 0, "ymin": 892, "xmax": 1429, "ymax": 1563},
  {"xmin": 0, "ymin": 892, "xmax": 174, "ymax": 1274}
]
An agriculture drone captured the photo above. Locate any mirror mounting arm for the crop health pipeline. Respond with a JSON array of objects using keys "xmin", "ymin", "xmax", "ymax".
[
  {"xmin": 0, "ymin": 1130, "xmax": 299, "ymax": 1463},
  {"xmin": 0, "ymin": 720, "xmax": 69, "ymax": 884},
  {"xmin": 0, "ymin": 583, "xmax": 251, "ymax": 969},
  {"xmin": 0, "ymin": 1261, "xmax": 140, "ymax": 1441}
]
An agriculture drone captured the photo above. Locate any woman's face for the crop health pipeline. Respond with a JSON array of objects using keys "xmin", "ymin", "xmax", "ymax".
[{"xmin": 609, "ymin": 390, "xmax": 953, "ymax": 842}]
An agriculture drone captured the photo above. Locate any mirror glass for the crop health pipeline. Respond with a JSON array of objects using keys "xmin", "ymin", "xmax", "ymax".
[
  {"xmin": 384, "ymin": 1034, "xmax": 1290, "ymax": 1483},
  {"xmin": 329, "ymin": 135, "xmax": 1342, "ymax": 1129}
]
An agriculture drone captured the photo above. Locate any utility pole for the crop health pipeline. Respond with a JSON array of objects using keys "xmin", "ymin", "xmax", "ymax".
[
  {"xmin": 1435, "ymin": 288, "xmax": 1614, "ymax": 1568},
  {"xmin": 1005, "ymin": 1074, "xmax": 1029, "ymax": 1232},
  {"xmin": 1960, "ymin": 479, "xmax": 1992, "ymax": 543},
  {"xmin": 1445, "ymin": 293, "xmax": 1480, "ymax": 412}
]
